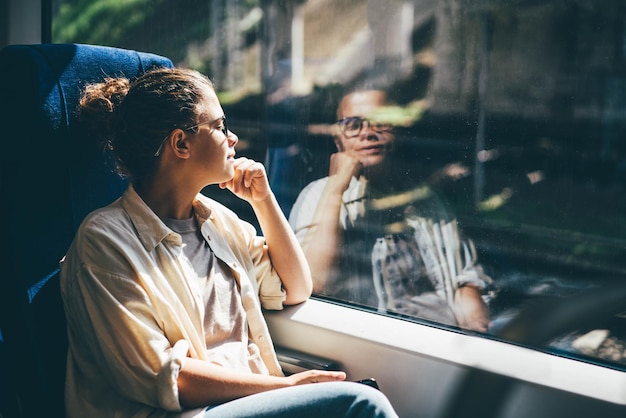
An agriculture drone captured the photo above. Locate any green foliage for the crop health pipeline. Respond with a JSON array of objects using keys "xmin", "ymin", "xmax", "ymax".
[
  {"xmin": 53, "ymin": 0, "xmax": 161, "ymax": 46},
  {"xmin": 51, "ymin": 0, "xmax": 264, "ymax": 68}
]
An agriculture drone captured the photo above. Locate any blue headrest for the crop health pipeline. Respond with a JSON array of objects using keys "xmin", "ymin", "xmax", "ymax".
[
  {"xmin": 0, "ymin": 43, "xmax": 173, "ymax": 292},
  {"xmin": 0, "ymin": 43, "xmax": 173, "ymax": 417}
]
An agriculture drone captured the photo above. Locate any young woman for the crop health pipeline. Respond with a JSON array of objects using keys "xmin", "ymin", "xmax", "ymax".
[{"xmin": 60, "ymin": 67, "xmax": 398, "ymax": 418}]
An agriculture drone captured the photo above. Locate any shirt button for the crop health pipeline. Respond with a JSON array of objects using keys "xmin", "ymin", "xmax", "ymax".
[{"xmin": 258, "ymin": 336, "xmax": 266, "ymax": 342}]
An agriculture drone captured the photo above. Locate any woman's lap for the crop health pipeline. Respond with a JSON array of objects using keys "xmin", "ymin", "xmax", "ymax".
[{"xmin": 203, "ymin": 381, "xmax": 398, "ymax": 418}]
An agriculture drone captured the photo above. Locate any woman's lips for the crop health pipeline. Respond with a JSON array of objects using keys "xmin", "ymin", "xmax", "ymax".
[{"xmin": 357, "ymin": 144, "xmax": 387, "ymax": 154}]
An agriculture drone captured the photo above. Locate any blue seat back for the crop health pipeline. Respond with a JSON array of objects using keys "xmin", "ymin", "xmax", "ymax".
[{"xmin": 0, "ymin": 43, "xmax": 173, "ymax": 418}]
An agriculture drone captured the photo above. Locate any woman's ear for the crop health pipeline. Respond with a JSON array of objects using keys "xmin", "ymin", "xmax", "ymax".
[
  {"xmin": 332, "ymin": 124, "xmax": 344, "ymax": 152},
  {"xmin": 172, "ymin": 129, "xmax": 190, "ymax": 158},
  {"xmin": 334, "ymin": 136, "xmax": 344, "ymax": 152}
]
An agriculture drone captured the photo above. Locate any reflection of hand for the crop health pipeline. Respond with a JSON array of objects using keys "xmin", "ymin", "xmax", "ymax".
[
  {"xmin": 329, "ymin": 152, "xmax": 362, "ymax": 192},
  {"xmin": 286, "ymin": 369, "xmax": 347, "ymax": 386},
  {"xmin": 220, "ymin": 157, "xmax": 271, "ymax": 203},
  {"xmin": 453, "ymin": 286, "xmax": 490, "ymax": 332}
]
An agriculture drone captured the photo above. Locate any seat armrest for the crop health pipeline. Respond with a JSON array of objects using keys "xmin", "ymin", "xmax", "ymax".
[{"xmin": 275, "ymin": 346, "xmax": 343, "ymax": 375}]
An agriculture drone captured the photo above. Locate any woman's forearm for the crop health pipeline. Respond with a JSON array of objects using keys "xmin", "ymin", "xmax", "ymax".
[
  {"xmin": 251, "ymin": 192, "xmax": 312, "ymax": 305},
  {"xmin": 177, "ymin": 358, "xmax": 347, "ymax": 409},
  {"xmin": 177, "ymin": 358, "xmax": 286, "ymax": 408}
]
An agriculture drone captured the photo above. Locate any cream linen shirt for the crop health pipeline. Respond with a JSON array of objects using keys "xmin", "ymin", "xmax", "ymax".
[{"xmin": 60, "ymin": 185, "xmax": 286, "ymax": 418}]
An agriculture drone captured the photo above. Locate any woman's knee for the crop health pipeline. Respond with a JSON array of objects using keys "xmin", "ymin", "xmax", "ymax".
[{"xmin": 328, "ymin": 381, "xmax": 398, "ymax": 418}]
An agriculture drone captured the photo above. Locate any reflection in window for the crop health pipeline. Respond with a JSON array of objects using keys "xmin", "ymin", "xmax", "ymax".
[
  {"xmin": 274, "ymin": 0, "xmax": 626, "ymax": 369},
  {"xmin": 288, "ymin": 89, "xmax": 493, "ymax": 333}
]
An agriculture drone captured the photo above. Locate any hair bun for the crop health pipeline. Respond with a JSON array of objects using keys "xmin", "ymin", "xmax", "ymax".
[{"xmin": 77, "ymin": 77, "xmax": 131, "ymax": 146}]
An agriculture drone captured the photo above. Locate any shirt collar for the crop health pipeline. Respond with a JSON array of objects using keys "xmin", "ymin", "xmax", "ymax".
[
  {"xmin": 191, "ymin": 195, "xmax": 213, "ymax": 225},
  {"xmin": 120, "ymin": 184, "xmax": 214, "ymax": 252}
]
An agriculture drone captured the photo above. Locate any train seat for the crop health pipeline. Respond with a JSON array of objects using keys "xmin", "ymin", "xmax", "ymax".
[{"xmin": 0, "ymin": 43, "xmax": 173, "ymax": 417}]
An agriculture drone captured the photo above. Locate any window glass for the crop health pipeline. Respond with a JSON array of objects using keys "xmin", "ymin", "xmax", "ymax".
[{"xmin": 52, "ymin": 0, "xmax": 626, "ymax": 370}]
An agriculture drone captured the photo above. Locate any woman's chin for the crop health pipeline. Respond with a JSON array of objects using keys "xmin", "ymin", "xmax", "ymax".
[{"xmin": 360, "ymin": 156, "xmax": 386, "ymax": 169}]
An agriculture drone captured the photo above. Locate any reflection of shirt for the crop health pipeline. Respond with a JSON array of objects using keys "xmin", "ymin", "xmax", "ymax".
[
  {"xmin": 289, "ymin": 176, "xmax": 490, "ymax": 322},
  {"xmin": 290, "ymin": 176, "xmax": 365, "ymax": 239},
  {"xmin": 60, "ymin": 185, "xmax": 285, "ymax": 418}
]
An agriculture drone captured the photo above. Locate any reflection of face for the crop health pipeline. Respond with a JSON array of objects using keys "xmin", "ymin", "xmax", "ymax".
[{"xmin": 336, "ymin": 90, "xmax": 394, "ymax": 168}]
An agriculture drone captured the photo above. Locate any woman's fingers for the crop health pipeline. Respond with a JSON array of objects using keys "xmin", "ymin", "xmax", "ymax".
[
  {"xmin": 222, "ymin": 158, "xmax": 270, "ymax": 201},
  {"xmin": 287, "ymin": 369, "xmax": 347, "ymax": 386}
]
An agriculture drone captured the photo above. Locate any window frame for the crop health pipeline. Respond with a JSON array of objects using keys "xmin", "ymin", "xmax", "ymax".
[{"xmin": 265, "ymin": 297, "xmax": 626, "ymax": 416}]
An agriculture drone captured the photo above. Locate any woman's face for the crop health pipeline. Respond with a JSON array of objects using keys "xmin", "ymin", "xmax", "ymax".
[
  {"xmin": 335, "ymin": 90, "xmax": 395, "ymax": 168},
  {"xmin": 189, "ymin": 86, "xmax": 238, "ymax": 184}
]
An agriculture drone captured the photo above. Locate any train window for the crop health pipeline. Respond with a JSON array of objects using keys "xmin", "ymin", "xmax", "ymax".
[{"xmin": 52, "ymin": 0, "xmax": 626, "ymax": 371}]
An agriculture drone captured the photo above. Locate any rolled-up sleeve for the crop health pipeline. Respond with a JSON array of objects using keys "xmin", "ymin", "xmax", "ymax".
[
  {"xmin": 288, "ymin": 180, "xmax": 322, "ymax": 242},
  {"xmin": 454, "ymin": 239, "xmax": 492, "ymax": 291},
  {"xmin": 157, "ymin": 340, "xmax": 189, "ymax": 410},
  {"xmin": 66, "ymin": 262, "xmax": 185, "ymax": 411}
]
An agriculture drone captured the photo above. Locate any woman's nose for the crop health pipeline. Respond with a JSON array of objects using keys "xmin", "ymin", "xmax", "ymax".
[
  {"xmin": 227, "ymin": 130, "xmax": 238, "ymax": 146},
  {"xmin": 359, "ymin": 121, "xmax": 379, "ymax": 140}
]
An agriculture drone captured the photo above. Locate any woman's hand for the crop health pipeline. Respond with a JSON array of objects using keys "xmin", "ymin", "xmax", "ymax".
[
  {"xmin": 220, "ymin": 157, "xmax": 271, "ymax": 203},
  {"xmin": 177, "ymin": 358, "xmax": 345, "ymax": 408},
  {"xmin": 453, "ymin": 286, "xmax": 490, "ymax": 332},
  {"xmin": 286, "ymin": 369, "xmax": 347, "ymax": 386},
  {"xmin": 329, "ymin": 152, "xmax": 362, "ymax": 193}
]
